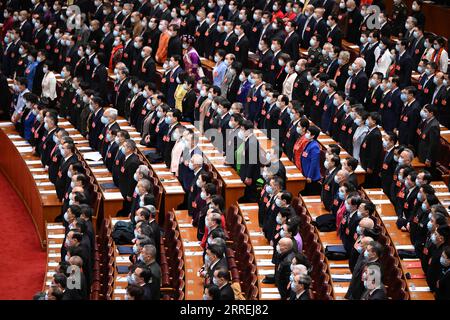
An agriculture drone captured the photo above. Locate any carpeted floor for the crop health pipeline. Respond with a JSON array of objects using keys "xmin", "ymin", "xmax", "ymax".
[{"xmin": 0, "ymin": 171, "xmax": 46, "ymax": 300}]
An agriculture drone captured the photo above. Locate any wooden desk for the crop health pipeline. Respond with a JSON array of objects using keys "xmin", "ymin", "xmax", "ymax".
[
  {"xmin": 361, "ymin": 188, "xmax": 435, "ymax": 300},
  {"xmin": 174, "ymin": 210, "xmax": 204, "ymax": 300},
  {"xmin": 182, "ymin": 123, "xmax": 246, "ymax": 208},
  {"xmin": 0, "ymin": 122, "xmax": 62, "ymax": 248},
  {"xmin": 238, "ymin": 204, "xmax": 279, "ymax": 300},
  {"xmin": 316, "ymin": 131, "xmax": 366, "ymax": 186},
  {"xmin": 253, "ymin": 129, "xmax": 307, "ymax": 196},
  {"xmin": 149, "ymin": 163, "xmax": 185, "ymax": 224},
  {"xmin": 43, "ymin": 222, "xmax": 65, "ymax": 291},
  {"xmin": 301, "ymin": 196, "xmax": 349, "ymax": 300}
]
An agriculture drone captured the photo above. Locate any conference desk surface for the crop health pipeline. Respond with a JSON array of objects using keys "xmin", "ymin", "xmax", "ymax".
[
  {"xmin": 238, "ymin": 204, "xmax": 280, "ymax": 300},
  {"xmin": 181, "ymin": 123, "xmax": 246, "ymax": 209},
  {"xmin": 253, "ymin": 129, "xmax": 307, "ymax": 196},
  {"xmin": 174, "ymin": 210, "xmax": 204, "ymax": 300},
  {"xmin": 44, "ymin": 222, "xmax": 65, "ymax": 291},
  {"xmin": 0, "ymin": 122, "xmax": 62, "ymax": 248},
  {"xmin": 361, "ymin": 188, "xmax": 435, "ymax": 300},
  {"xmin": 301, "ymin": 196, "xmax": 350, "ymax": 300}
]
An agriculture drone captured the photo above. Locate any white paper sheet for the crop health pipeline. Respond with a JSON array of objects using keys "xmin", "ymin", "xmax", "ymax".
[
  {"xmin": 83, "ymin": 151, "xmax": 103, "ymax": 161},
  {"xmin": 104, "ymin": 192, "xmax": 124, "ymax": 200},
  {"xmin": 17, "ymin": 146, "xmax": 33, "ymax": 153}
]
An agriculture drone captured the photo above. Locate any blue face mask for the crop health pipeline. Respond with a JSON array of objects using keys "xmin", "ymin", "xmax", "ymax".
[
  {"xmin": 431, "ymin": 233, "xmax": 437, "ymax": 244},
  {"xmin": 338, "ymin": 191, "xmax": 345, "ymax": 200},
  {"xmin": 427, "ymin": 220, "xmax": 432, "ymax": 231},
  {"xmin": 165, "ymin": 116, "xmax": 171, "ymax": 124},
  {"xmin": 421, "ymin": 202, "xmax": 428, "ymax": 212},
  {"xmin": 364, "ymin": 250, "xmax": 369, "ymax": 259},
  {"xmin": 400, "ymin": 93, "xmax": 407, "ymax": 102},
  {"xmin": 417, "ymin": 192, "xmax": 424, "ymax": 202}
]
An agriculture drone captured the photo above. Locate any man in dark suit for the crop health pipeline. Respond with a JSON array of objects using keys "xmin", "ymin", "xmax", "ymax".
[
  {"xmin": 99, "ymin": 22, "xmax": 114, "ymax": 62},
  {"xmin": 417, "ymin": 104, "xmax": 440, "ymax": 166},
  {"xmin": 98, "ymin": 108, "xmax": 121, "ymax": 156},
  {"xmin": 87, "ymin": 97, "xmax": 105, "ymax": 151},
  {"xmin": 360, "ymin": 112, "xmax": 383, "ymax": 187},
  {"xmin": 391, "ymin": 39, "xmax": 413, "ymax": 88},
  {"xmin": 380, "ymin": 132, "xmax": 398, "ymax": 198},
  {"xmin": 114, "ymin": 68, "xmax": 130, "ymax": 117},
  {"xmin": 408, "ymin": 26, "xmax": 426, "ymax": 69},
  {"xmin": 364, "ymin": 72, "xmax": 384, "ymax": 113},
  {"xmin": 139, "ymin": 47, "xmax": 156, "ymax": 83},
  {"xmin": 275, "ymin": 237, "xmax": 295, "ymax": 299},
  {"xmin": 381, "ymin": 76, "xmax": 403, "ymax": 132},
  {"xmin": 213, "ymin": 269, "xmax": 235, "ymax": 300},
  {"xmin": 345, "ymin": 241, "xmax": 383, "ymax": 300},
  {"xmin": 416, "ymin": 61, "xmax": 437, "ymax": 106},
  {"xmin": 289, "ymin": 274, "xmax": 312, "ymax": 300},
  {"xmin": 431, "ymin": 72, "xmax": 449, "ymax": 128},
  {"xmin": 104, "ymin": 129, "xmax": 119, "ymax": 172},
  {"xmin": 321, "ymin": 155, "xmax": 341, "ymax": 211},
  {"xmin": 40, "ymin": 112, "xmax": 58, "ymax": 167},
  {"xmin": 162, "ymin": 55, "xmax": 183, "ymax": 108},
  {"xmin": 396, "ymin": 86, "xmax": 421, "ymax": 150},
  {"xmin": 282, "ymin": 20, "xmax": 300, "ymax": 62},
  {"xmin": 426, "ymin": 226, "xmax": 450, "ymax": 292},
  {"xmin": 118, "ymin": 139, "xmax": 141, "ymax": 215},
  {"xmin": 344, "ymin": 1, "xmax": 363, "ymax": 44},
  {"xmin": 203, "ymin": 244, "xmax": 228, "ymax": 284},
  {"xmin": 194, "ymin": 11, "xmax": 209, "ymax": 56},
  {"xmin": 237, "ymin": 120, "xmax": 262, "ymax": 203},
  {"xmin": 326, "ymin": 15, "xmax": 343, "ymax": 48},
  {"xmin": 245, "ymin": 70, "xmax": 265, "ymax": 124},
  {"xmin": 55, "ymin": 141, "xmax": 78, "ymax": 201},
  {"xmin": 282, "ymin": 105, "xmax": 301, "ymax": 161},
  {"xmin": 349, "ymin": 57, "xmax": 369, "ymax": 104},
  {"xmin": 90, "ymin": 53, "xmax": 108, "ymax": 100},
  {"xmin": 233, "ymin": 23, "xmax": 249, "ymax": 67}
]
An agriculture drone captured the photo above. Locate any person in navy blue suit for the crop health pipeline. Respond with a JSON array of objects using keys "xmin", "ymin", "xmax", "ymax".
[
  {"xmin": 236, "ymin": 69, "xmax": 252, "ymax": 105},
  {"xmin": 245, "ymin": 70, "xmax": 264, "ymax": 124},
  {"xmin": 162, "ymin": 55, "xmax": 183, "ymax": 108},
  {"xmin": 87, "ymin": 96, "xmax": 105, "ymax": 151},
  {"xmin": 381, "ymin": 76, "xmax": 403, "ymax": 132},
  {"xmin": 301, "ymin": 126, "xmax": 322, "ymax": 195}
]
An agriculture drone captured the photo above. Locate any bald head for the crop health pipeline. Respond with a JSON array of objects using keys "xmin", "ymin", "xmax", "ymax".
[
  {"xmin": 292, "ymin": 264, "xmax": 308, "ymax": 276},
  {"xmin": 359, "ymin": 217, "xmax": 374, "ymax": 230},
  {"xmin": 279, "ymin": 237, "xmax": 293, "ymax": 252}
]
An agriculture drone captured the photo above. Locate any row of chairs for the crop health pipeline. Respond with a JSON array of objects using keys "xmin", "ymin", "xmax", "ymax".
[
  {"xmin": 226, "ymin": 205, "xmax": 259, "ymax": 300},
  {"xmin": 291, "ymin": 198, "xmax": 334, "ymax": 300}
]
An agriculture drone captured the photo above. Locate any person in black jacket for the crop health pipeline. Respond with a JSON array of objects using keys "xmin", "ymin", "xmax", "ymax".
[
  {"xmin": 392, "ymin": 39, "xmax": 413, "ymax": 88},
  {"xmin": 427, "ymin": 226, "xmax": 450, "ymax": 293},
  {"xmin": 396, "ymin": 86, "xmax": 421, "ymax": 149},
  {"xmin": 181, "ymin": 76, "xmax": 196, "ymax": 123},
  {"xmin": 288, "ymin": 274, "xmax": 312, "ymax": 300},
  {"xmin": 237, "ymin": 120, "xmax": 262, "ymax": 202},
  {"xmin": 275, "ymin": 237, "xmax": 295, "ymax": 299},
  {"xmin": 321, "ymin": 154, "xmax": 341, "ymax": 211},
  {"xmin": 55, "ymin": 140, "xmax": 78, "ymax": 201},
  {"xmin": 380, "ymin": 132, "xmax": 398, "ymax": 198},
  {"xmin": 345, "ymin": 241, "xmax": 383, "ymax": 300},
  {"xmin": 360, "ymin": 264, "xmax": 387, "ymax": 300},
  {"xmin": 436, "ymin": 246, "xmax": 450, "ymax": 300},
  {"xmin": 416, "ymin": 104, "xmax": 440, "ymax": 167},
  {"xmin": 118, "ymin": 139, "xmax": 141, "ymax": 215},
  {"xmin": 359, "ymin": 112, "xmax": 383, "ymax": 188},
  {"xmin": 213, "ymin": 269, "xmax": 235, "ymax": 300},
  {"xmin": 348, "ymin": 57, "xmax": 368, "ymax": 104}
]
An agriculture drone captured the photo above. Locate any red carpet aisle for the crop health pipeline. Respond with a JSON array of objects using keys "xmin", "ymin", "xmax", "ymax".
[{"xmin": 0, "ymin": 171, "xmax": 46, "ymax": 299}]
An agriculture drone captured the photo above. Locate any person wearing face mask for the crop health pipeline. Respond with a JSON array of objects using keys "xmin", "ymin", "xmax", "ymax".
[
  {"xmin": 339, "ymin": 192, "xmax": 363, "ymax": 253},
  {"xmin": 114, "ymin": 68, "xmax": 131, "ymax": 117},
  {"xmin": 137, "ymin": 46, "xmax": 156, "ymax": 83},
  {"xmin": 298, "ymin": 5, "xmax": 317, "ymax": 49},
  {"xmin": 321, "ymin": 154, "xmax": 341, "ymax": 211},
  {"xmin": 435, "ymin": 245, "xmax": 450, "ymax": 300},
  {"xmin": 19, "ymin": 93, "xmax": 38, "ymax": 141},
  {"xmin": 232, "ymin": 23, "xmax": 250, "ymax": 67},
  {"xmin": 396, "ymin": 86, "xmax": 421, "ymax": 149},
  {"xmin": 395, "ymin": 171, "xmax": 420, "ymax": 229},
  {"xmin": 390, "ymin": 39, "xmax": 413, "ymax": 89},
  {"xmin": 431, "ymin": 72, "xmax": 449, "ymax": 127},
  {"xmin": 54, "ymin": 141, "xmax": 78, "ymax": 200},
  {"xmin": 378, "ymin": 131, "xmax": 398, "ymax": 198},
  {"xmin": 431, "ymin": 37, "xmax": 448, "ymax": 73},
  {"xmin": 39, "ymin": 112, "xmax": 59, "ymax": 167},
  {"xmin": 89, "ymin": 52, "xmax": 108, "ymax": 100},
  {"xmin": 46, "ymin": 128, "xmax": 67, "ymax": 184},
  {"xmin": 426, "ymin": 225, "xmax": 450, "ymax": 292},
  {"xmin": 193, "ymin": 9, "xmax": 209, "ymax": 56},
  {"xmin": 407, "ymin": 25, "xmax": 426, "ymax": 69},
  {"xmin": 300, "ymin": 126, "xmax": 322, "ymax": 194},
  {"xmin": 161, "ymin": 55, "xmax": 183, "ymax": 108},
  {"xmin": 364, "ymin": 72, "xmax": 384, "ymax": 113},
  {"xmin": 358, "ymin": 112, "xmax": 383, "ymax": 187},
  {"xmin": 416, "ymin": 104, "xmax": 440, "ymax": 168},
  {"xmin": 347, "ymin": 57, "xmax": 368, "ymax": 104},
  {"xmin": 416, "ymin": 61, "xmax": 437, "ymax": 106}
]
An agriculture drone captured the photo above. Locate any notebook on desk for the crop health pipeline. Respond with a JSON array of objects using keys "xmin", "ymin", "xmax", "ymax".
[{"xmin": 101, "ymin": 182, "xmax": 117, "ymax": 190}]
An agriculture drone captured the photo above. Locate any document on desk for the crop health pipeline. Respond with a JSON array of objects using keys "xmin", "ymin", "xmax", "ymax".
[
  {"xmin": 78, "ymin": 147, "xmax": 92, "ymax": 151},
  {"xmin": 17, "ymin": 146, "xmax": 33, "ymax": 153},
  {"xmin": 224, "ymin": 179, "xmax": 243, "ymax": 184},
  {"xmin": 48, "ymin": 234, "xmax": 65, "ymax": 239},
  {"xmin": 218, "ymin": 171, "xmax": 233, "ymax": 177},
  {"xmin": 30, "ymin": 168, "xmax": 44, "ymax": 172},
  {"xmin": 261, "ymin": 293, "xmax": 281, "ymax": 299},
  {"xmin": 151, "ymin": 164, "xmax": 167, "ymax": 169},
  {"xmin": 33, "ymin": 174, "xmax": 49, "ymax": 179},
  {"xmin": 409, "ymin": 286, "xmax": 431, "ymax": 292},
  {"xmin": 37, "ymin": 181, "xmax": 54, "ymax": 186},
  {"xmin": 256, "ymin": 260, "xmax": 274, "ymax": 267},
  {"xmin": 0, "ymin": 122, "xmax": 13, "ymax": 127},
  {"xmin": 183, "ymin": 241, "xmax": 201, "ymax": 248},
  {"xmin": 332, "ymin": 274, "xmax": 353, "ymax": 281},
  {"xmin": 86, "ymin": 160, "xmax": 104, "ymax": 166},
  {"xmin": 155, "ymin": 171, "xmax": 173, "ymax": 175},
  {"xmin": 74, "ymin": 139, "xmax": 89, "ymax": 144},
  {"xmin": 179, "ymin": 223, "xmax": 194, "ymax": 228},
  {"xmin": 184, "ymin": 251, "xmax": 204, "ymax": 256},
  {"xmin": 258, "ymin": 269, "xmax": 275, "ymax": 275},
  {"xmin": 13, "ymin": 140, "xmax": 30, "ymax": 146},
  {"xmin": 114, "ymin": 288, "xmax": 127, "ymax": 294},
  {"xmin": 96, "ymin": 177, "xmax": 113, "ymax": 182},
  {"xmin": 333, "ymin": 286, "xmax": 349, "ymax": 293},
  {"xmin": 40, "ymin": 190, "xmax": 56, "ymax": 194},
  {"xmin": 254, "ymin": 245, "xmax": 274, "ymax": 250},
  {"xmin": 239, "ymin": 205, "xmax": 259, "ymax": 210},
  {"xmin": 104, "ymin": 192, "xmax": 123, "ymax": 200},
  {"xmin": 7, "ymin": 134, "xmax": 21, "ymax": 139},
  {"xmin": 371, "ymin": 199, "xmax": 391, "ymax": 205},
  {"xmin": 115, "ymin": 256, "xmax": 130, "ymax": 263},
  {"xmin": 91, "ymin": 168, "xmax": 109, "ymax": 173},
  {"xmin": 287, "ymin": 173, "xmax": 303, "ymax": 178},
  {"xmin": 164, "ymin": 186, "xmax": 185, "ymax": 193},
  {"xmin": 25, "ymin": 160, "xmax": 42, "ymax": 165},
  {"xmin": 47, "ymin": 225, "xmax": 65, "ymax": 230},
  {"xmin": 249, "ymin": 232, "xmax": 264, "ymax": 237},
  {"xmin": 83, "ymin": 151, "xmax": 103, "ymax": 162}
]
